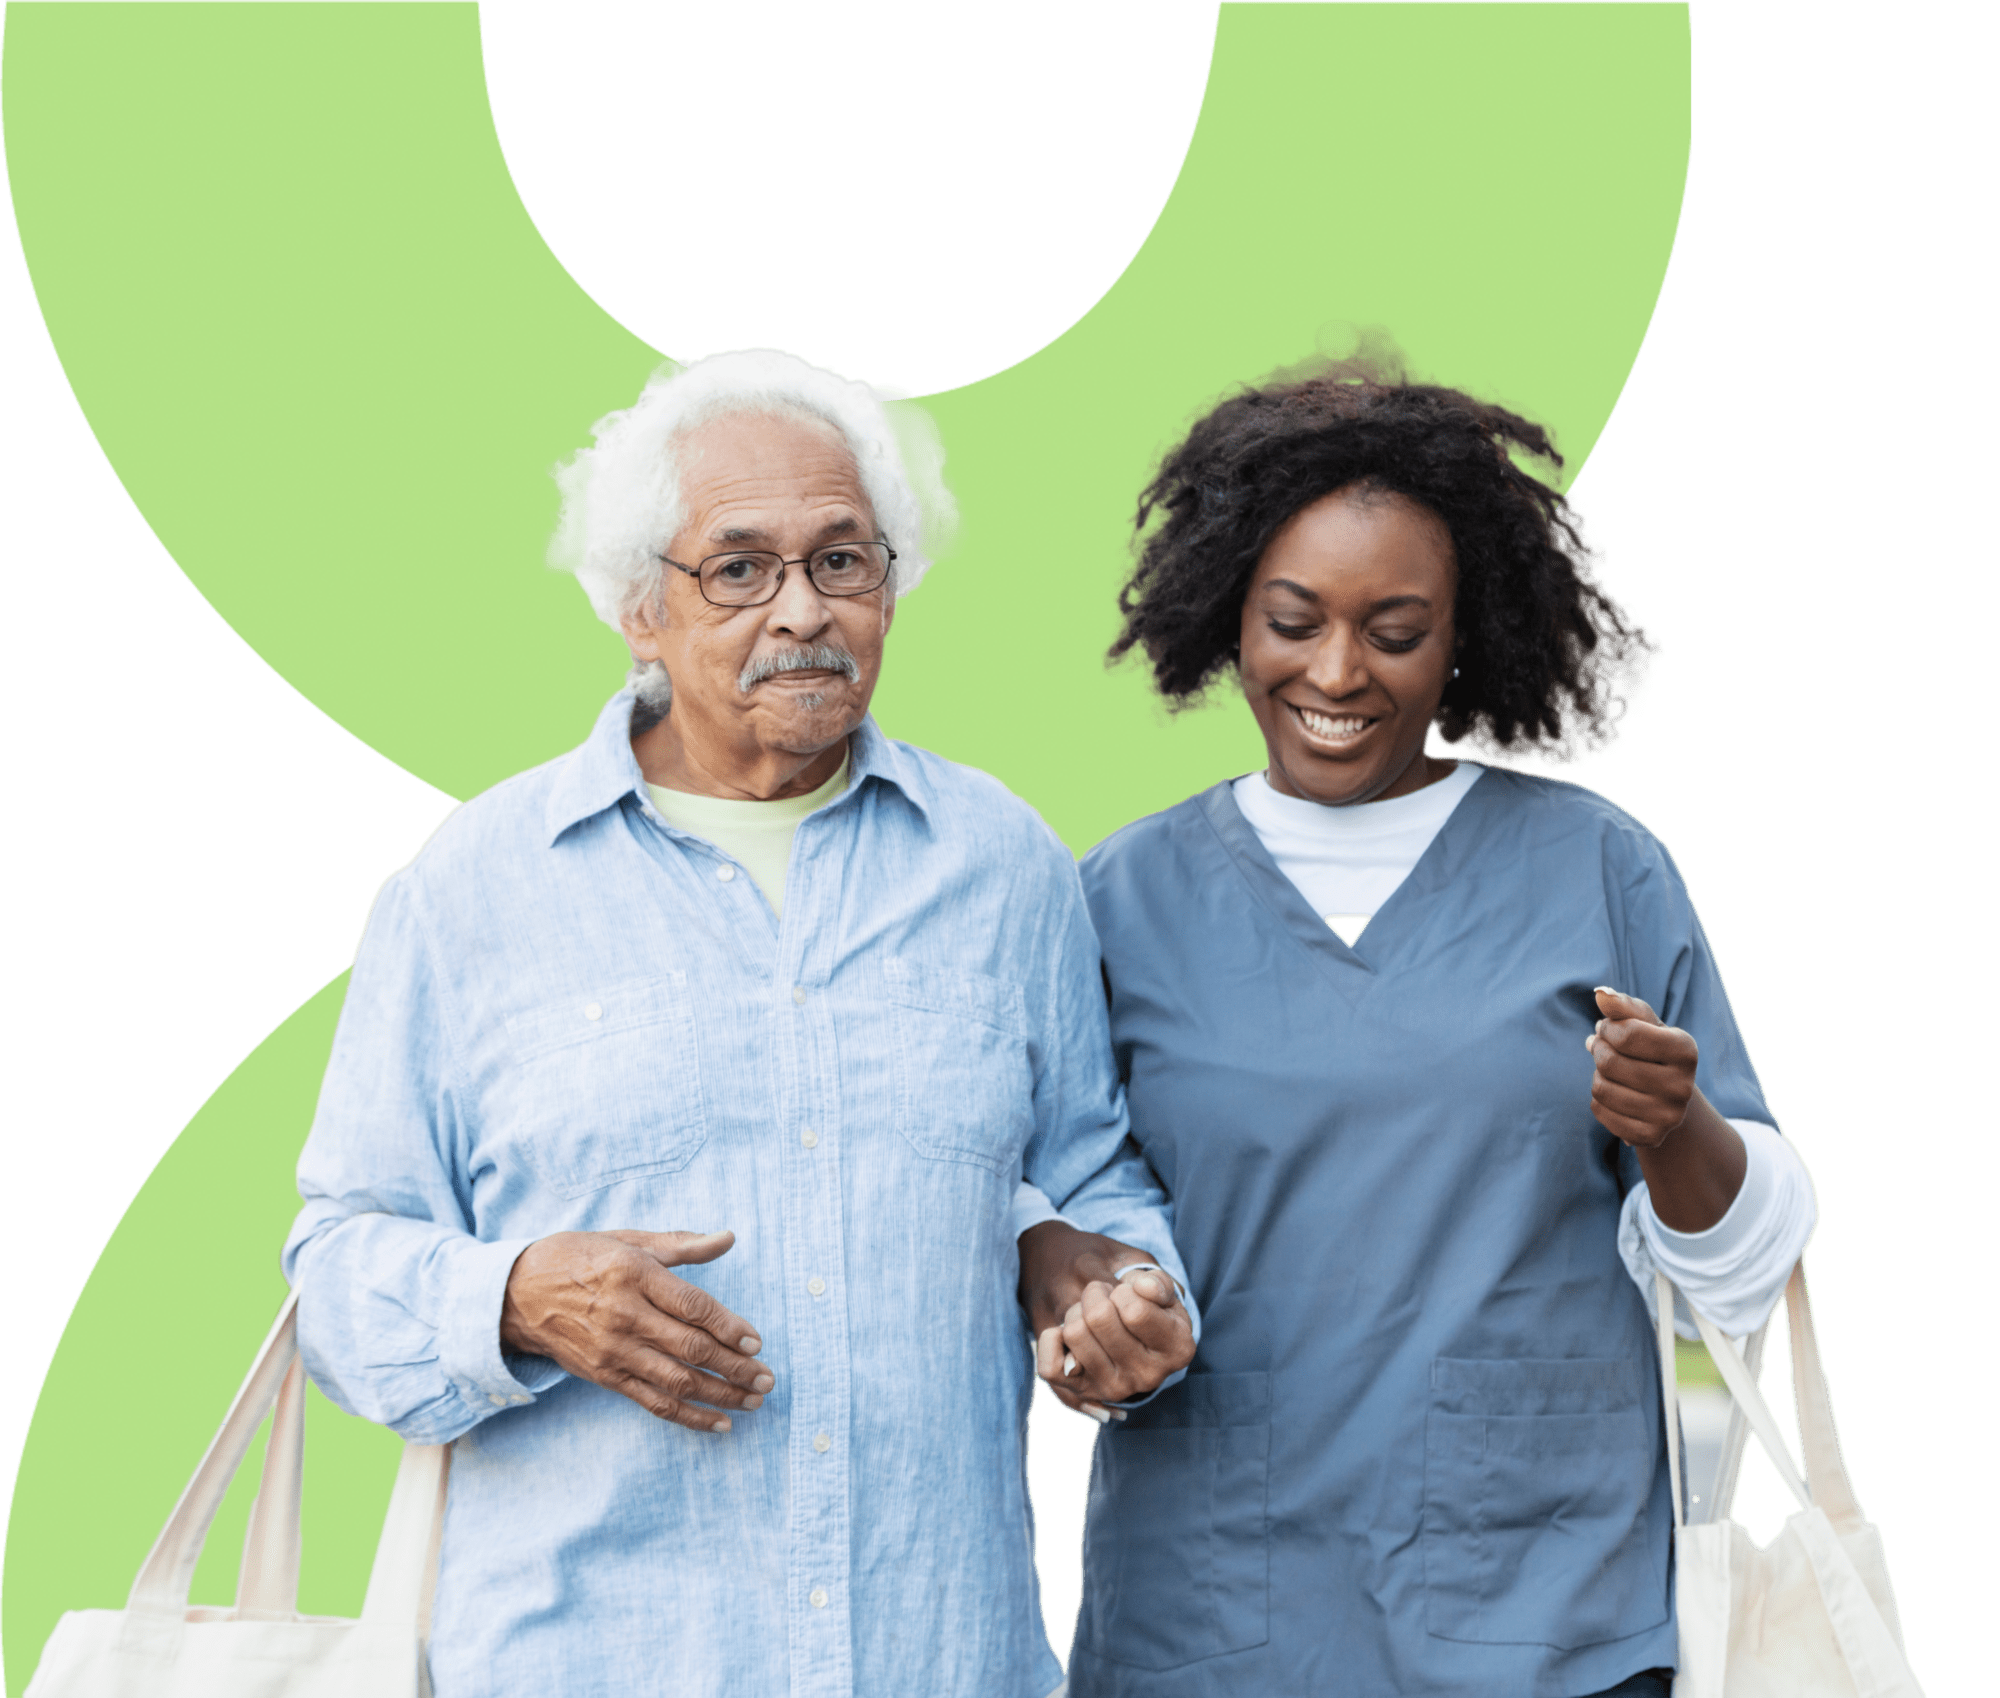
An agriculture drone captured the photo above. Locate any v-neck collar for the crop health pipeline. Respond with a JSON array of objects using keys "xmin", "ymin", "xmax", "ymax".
[{"xmin": 1198, "ymin": 765, "xmax": 1500, "ymax": 991}]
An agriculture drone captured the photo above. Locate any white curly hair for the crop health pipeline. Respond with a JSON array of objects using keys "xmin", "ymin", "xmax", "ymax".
[
  {"xmin": 544, "ymin": 344, "xmax": 956, "ymax": 716},
  {"xmin": 547, "ymin": 351, "xmax": 957, "ymax": 711}
]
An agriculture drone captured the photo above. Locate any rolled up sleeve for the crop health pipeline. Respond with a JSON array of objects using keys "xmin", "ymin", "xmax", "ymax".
[{"xmin": 1618, "ymin": 1118, "xmax": 1817, "ymax": 1340}]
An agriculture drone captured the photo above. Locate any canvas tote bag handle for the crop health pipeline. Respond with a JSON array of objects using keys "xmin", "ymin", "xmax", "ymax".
[
  {"xmin": 231, "ymin": 1349, "xmax": 307, "ymax": 1618},
  {"xmin": 127, "ymin": 1292, "xmax": 307, "ymax": 1616},
  {"xmin": 1684, "ymin": 1293, "xmax": 1814, "ymax": 1511},
  {"xmin": 1702, "ymin": 1318, "xmax": 1766, "ymax": 1522},
  {"xmin": 125, "ymin": 1288, "xmax": 448, "ymax": 1632},
  {"xmin": 1656, "ymin": 1264, "xmax": 1784, "ymax": 1520},
  {"xmin": 1783, "ymin": 1263, "xmax": 1862, "ymax": 1527},
  {"xmin": 1671, "ymin": 1263, "xmax": 1861, "ymax": 1524},
  {"xmin": 1654, "ymin": 1271, "xmax": 1688, "ymax": 1531},
  {"xmin": 360, "ymin": 1437, "xmax": 450, "ymax": 1633},
  {"xmin": 1656, "ymin": 1269, "xmax": 1813, "ymax": 1518}
]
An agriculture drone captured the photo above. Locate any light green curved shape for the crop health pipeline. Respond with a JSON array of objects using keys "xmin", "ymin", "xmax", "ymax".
[
  {"xmin": 4, "ymin": 1, "xmax": 1689, "ymax": 832},
  {"xmin": 3, "ymin": 4, "xmax": 1688, "ymax": 1689},
  {"xmin": 1, "ymin": 980, "xmax": 396, "ymax": 1694}
]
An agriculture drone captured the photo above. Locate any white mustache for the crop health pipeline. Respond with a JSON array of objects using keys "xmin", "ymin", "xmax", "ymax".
[{"xmin": 737, "ymin": 645, "xmax": 860, "ymax": 694}]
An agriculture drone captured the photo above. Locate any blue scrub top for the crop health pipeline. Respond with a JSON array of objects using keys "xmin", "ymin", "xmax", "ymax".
[{"xmin": 1068, "ymin": 768, "xmax": 1772, "ymax": 1698}]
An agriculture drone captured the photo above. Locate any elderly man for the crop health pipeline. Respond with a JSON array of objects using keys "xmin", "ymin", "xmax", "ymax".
[{"xmin": 283, "ymin": 351, "xmax": 1195, "ymax": 1698}]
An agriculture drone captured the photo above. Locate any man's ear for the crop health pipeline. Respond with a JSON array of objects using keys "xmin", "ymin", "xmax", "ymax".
[
  {"xmin": 622, "ymin": 620, "xmax": 663, "ymax": 663},
  {"xmin": 622, "ymin": 591, "xmax": 667, "ymax": 661}
]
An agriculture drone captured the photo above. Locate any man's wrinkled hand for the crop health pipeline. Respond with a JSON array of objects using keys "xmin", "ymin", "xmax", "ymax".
[
  {"xmin": 500, "ymin": 1228, "xmax": 772, "ymax": 1433},
  {"xmin": 1018, "ymin": 1221, "xmax": 1195, "ymax": 1421}
]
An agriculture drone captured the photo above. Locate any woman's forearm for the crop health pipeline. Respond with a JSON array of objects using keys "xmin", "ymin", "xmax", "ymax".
[{"xmin": 1630, "ymin": 1086, "xmax": 1747, "ymax": 1232}]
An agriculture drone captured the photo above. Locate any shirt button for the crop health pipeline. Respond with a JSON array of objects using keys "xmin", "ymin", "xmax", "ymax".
[
  {"xmin": 809, "ymin": 1588, "xmax": 829, "ymax": 1610},
  {"xmin": 801, "ymin": 1127, "xmax": 819, "ymax": 1149},
  {"xmin": 488, "ymin": 1393, "xmax": 507, "ymax": 1407},
  {"xmin": 813, "ymin": 1431, "xmax": 832, "ymax": 1453},
  {"xmin": 583, "ymin": 1002, "xmax": 602, "ymax": 1021},
  {"xmin": 807, "ymin": 1276, "xmax": 826, "ymax": 1297},
  {"xmin": 792, "ymin": 986, "xmax": 808, "ymax": 1005},
  {"xmin": 716, "ymin": 865, "xmax": 736, "ymax": 882},
  {"xmin": 511, "ymin": 1394, "xmax": 531, "ymax": 1406}
]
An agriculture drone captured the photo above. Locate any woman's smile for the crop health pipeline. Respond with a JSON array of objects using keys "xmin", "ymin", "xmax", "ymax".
[{"xmin": 1287, "ymin": 700, "xmax": 1379, "ymax": 750}]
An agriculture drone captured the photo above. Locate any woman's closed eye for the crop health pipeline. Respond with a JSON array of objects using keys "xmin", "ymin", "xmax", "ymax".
[{"xmin": 1370, "ymin": 628, "xmax": 1428, "ymax": 653}]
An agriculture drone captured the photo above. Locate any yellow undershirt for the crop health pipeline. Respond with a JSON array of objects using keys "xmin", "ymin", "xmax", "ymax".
[{"xmin": 646, "ymin": 754, "xmax": 850, "ymax": 919}]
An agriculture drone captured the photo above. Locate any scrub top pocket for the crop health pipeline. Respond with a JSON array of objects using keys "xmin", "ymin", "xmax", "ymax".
[
  {"xmin": 1421, "ymin": 1356, "xmax": 1666, "ymax": 1650},
  {"xmin": 503, "ymin": 972, "xmax": 707, "ymax": 1198},
  {"xmin": 1076, "ymin": 1370, "xmax": 1271, "ymax": 1672},
  {"xmin": 883, "ymin": 958, "xmax": 1032, "ymax": 1176}
]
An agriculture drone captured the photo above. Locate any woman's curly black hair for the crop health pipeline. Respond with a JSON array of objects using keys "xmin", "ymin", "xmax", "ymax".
[{"xmin": 1110, "ymin": 363, "xmax": 1643, "ymax": 747}]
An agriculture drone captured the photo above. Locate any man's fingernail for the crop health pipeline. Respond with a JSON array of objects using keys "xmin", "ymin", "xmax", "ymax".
[
  {"xmin": 1063, "ymin": 1355, "xmax": 1080, "ymax": 1377},
  {"xmin": 1584, "ymin": 1035, "xmax": 1595, "ymax": 1054},
  {"xmin": 752, "ymin": 1372, "xmax": 775, "ymax": 1392},
  {"xmin": 1081, "ymin": 1404, "xmax": 1109, "ymax": 1424},
  {"xmin": 1595, "ymin": 986, "xmax": 1618, "ymax": 998},
  {"xmin": 742, "ymin": 1393, "xmax": 764, "ymax": 1410},
  {"xmin": 1134, "ymin": 1274, "xmax": 1164, "ymax": 1301},
  {"xmin": 712, "ymin": 1417, "xmax": 731, "ymax": 1433},
  {"xmin": 741, "ymin": 1335, "xmax": 762, "ymax": 1354},
  {"xmin": 1107, "ymin": 1408, "xmax": 1129, "ymax": 1422}
]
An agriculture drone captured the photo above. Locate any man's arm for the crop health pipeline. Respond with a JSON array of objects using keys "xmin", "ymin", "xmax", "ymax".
[
  {"xmin": 283, "ymin": 875, "xmax": 562, "ymax": 1441},
  {"xmin": 286, "ymin": 874, "xmax": 771, "ymax": 1441},
  {"xmin": 1016, "ymin": 874, "xmax": 1197, "ymax": 1417}
]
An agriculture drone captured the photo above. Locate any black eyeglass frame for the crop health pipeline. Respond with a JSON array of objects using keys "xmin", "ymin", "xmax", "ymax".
[{"xmin": 660, "ymin": 540, "xmax": 898, "ymax": 608}]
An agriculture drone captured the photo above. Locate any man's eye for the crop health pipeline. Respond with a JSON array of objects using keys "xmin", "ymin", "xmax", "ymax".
[
  {"xmin": 715, "ymin": 557, "xmax": 761, "ymax": 581},
  {"xmin": 817, "ymin": 551, "xmax": 860, "ymax": 573}
]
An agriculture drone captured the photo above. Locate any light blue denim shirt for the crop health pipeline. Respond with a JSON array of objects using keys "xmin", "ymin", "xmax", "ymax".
[{"xmin": 283, "ymin": 691, "xmax": 1193, "ymax": 1698}]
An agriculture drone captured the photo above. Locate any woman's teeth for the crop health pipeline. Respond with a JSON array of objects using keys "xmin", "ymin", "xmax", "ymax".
[{"xmin": 1298, "ymin": 707, "xmax": 1371, "ymax": 741}]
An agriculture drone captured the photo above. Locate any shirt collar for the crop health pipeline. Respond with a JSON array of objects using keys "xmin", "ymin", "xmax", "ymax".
[
  {"xmin": 544, "ymin": 690, "xmax": 932, "ymax": 846},
  {"xmin": 843, "ymin": 712, "xmax": 934, "ymax": 823}
]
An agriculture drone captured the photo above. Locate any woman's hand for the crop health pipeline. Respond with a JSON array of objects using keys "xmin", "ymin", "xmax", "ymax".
[
  {"xmin": 1585, "ymin": 987, "xmax": 1698, "ymax": 1147},
  {"xmin": 1017, "ymin": 1221, "xmax": 1195, "ymax": 1421},
  {"xmin": 1587, "ymin": 988, "xmax": 1747, "ymax": 1230}
]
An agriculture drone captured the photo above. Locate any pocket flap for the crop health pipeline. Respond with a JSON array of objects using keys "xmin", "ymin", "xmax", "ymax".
[
  {"xmin": 1120, "ymin": 1369, "xmax": 1271, "ymax": 1430},
  {"xmin": 507, "ymin": 972, "xmax": 690, "ymax": 1063},
  {"xmin": 881, "ymin": 957, "xmax": 1027, "ymax": 1038},
  {"xmin": 1429, "ymin": 1356, "xmax": 1640, "ymax": 1416}
]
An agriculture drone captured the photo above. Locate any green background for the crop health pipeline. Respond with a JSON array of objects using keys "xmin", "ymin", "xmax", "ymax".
[{"xmin": 0, "ymin": 6, "xmax": 1984, "ymax": 1688}]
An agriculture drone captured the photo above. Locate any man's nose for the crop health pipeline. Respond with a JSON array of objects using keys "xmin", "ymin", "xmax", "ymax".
[
  {"xmin": 1305, "ymin": 626, "xmax": 1370, "ymax": 699},
  {"xmin": 763, "ymin": 563, "xmax": 834, "ymax": 638}
]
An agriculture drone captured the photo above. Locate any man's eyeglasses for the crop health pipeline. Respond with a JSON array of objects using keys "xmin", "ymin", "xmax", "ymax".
[{"xmin": 663, "ymin": 541, "xmax": 896, "ymax": 608}]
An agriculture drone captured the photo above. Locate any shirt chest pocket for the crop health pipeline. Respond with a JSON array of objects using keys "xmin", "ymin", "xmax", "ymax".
[
  {"xmin": 503, "ymin": 973, "xmax": 707, "ymax": 1198},
  {"xmin": 883, "ymin": 959, "xmax": 1033, "ymax": 1176}
]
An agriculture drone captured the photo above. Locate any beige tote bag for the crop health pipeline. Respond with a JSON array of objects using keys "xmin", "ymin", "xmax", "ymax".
[
  {"xmin": 1656, "ymin": 1264, "xmax": 1923, "ymax": 1698},
  {"xmin": 25, "ymin": 1292, "xmax": 449, "ymax": 1697}
]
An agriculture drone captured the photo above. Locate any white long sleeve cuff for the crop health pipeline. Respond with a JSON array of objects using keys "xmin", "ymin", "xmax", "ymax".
[
  {"xmin": 1011, "ymin": 1178, "xmax": 1072, "ymax": 1240},
  {"xmin": 1618, "ymin": 1118, "xmax": 1816, "ymax": 1339}
]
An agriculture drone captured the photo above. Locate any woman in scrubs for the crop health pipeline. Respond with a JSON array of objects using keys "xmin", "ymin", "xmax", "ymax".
[{"xmin": 1019, "ymin": 372, "xmax": 1815, "ymax": 1698}]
